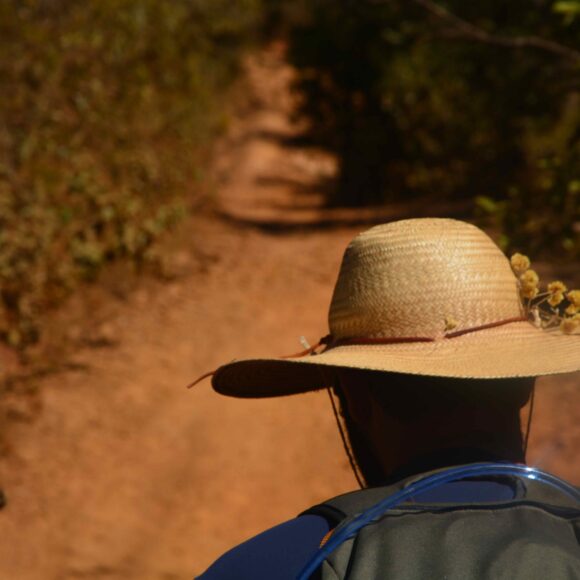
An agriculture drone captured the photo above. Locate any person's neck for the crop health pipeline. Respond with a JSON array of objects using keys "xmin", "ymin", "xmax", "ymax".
[{"xmin": 370, "ymin": 410, "xmax": 526, "ymax": 486}]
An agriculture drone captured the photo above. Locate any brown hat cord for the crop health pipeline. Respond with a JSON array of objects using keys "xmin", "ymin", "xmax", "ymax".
[
  {"xmin": 187, "ymin": 316, "xmax": 529, "ymax": 389},
  {"xmin": 282, "ymin": 316, "xmax": 529, "ymax": 359}
]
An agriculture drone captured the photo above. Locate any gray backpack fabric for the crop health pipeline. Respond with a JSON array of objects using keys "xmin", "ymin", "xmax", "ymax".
[{"xmin": 302, "ymin": 469, "xmax": 580, "ymax": 579}]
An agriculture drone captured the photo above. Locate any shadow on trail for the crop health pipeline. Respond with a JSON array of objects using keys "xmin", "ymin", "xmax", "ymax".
[
  {"xmin": 254, "ymin": 175, "xmax": 325, "ymax": 198},
  {"xmin": 217, "ymin": 122, "xmax": 475, "ymax": 236},
  {"xmin": 214, "ymin": 198, "xmax": 474, "ymax": 235},
  {"xmin": 234, "ymin": 128, "xmax": 318, "ymax": 148}
]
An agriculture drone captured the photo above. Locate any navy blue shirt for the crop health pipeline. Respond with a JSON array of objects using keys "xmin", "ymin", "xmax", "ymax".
[{"xmin": 197, "ymin": 480, "xmax": 515, "ymax": 579}]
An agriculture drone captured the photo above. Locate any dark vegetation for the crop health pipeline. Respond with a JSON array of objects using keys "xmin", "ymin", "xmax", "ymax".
[
  {"xmin": 0, "ymin": 0, "xmax": 261, "ymax": 348},
  {"xmin": 0, "ymin": 0, "xmax": 578, "ymax": 351},
  {"xmin": 271, "ymin": 0, "xmax": 580, "ymax": 256}
]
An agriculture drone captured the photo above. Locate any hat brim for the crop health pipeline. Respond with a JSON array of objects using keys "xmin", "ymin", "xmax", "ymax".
[{"xmin": 212, "ymin": 322, "xmax": 580, "ymax": 398}]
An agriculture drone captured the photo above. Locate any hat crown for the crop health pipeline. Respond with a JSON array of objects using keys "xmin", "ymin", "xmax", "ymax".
[{"xmin": 329, "ymin": 218, "xmax": 522, "ymax": 339}]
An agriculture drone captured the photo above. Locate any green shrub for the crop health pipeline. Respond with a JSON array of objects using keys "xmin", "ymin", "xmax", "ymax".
[
  {"xmin": 478, "ymin": 145, "xmax": 580, "ymax": 259},
  {"xmin": 277, "ymin": 0, "xmax": 580, "ymax": 254},
  {"xmin": 0, "ymin": 0, "xmax": 262, "ymax": 347}
]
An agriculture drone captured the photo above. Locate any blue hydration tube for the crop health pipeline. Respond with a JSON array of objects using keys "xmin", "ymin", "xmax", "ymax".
[{"xmin": 297, "ymin": 462, "xmax": 580, "ymax": 580}]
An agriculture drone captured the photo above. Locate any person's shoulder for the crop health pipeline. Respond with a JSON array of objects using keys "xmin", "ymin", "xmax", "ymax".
[{"xmin": 196, "ymin": 514, "xmax": 330, "ymax": 580}]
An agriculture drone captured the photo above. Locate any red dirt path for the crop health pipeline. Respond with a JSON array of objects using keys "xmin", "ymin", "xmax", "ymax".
[{"xmin": 0, "ymin": 49, "xmax": 578, "ymax": 580}]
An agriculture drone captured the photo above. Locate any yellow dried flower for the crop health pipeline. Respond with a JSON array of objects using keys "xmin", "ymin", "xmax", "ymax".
[
  {"xmin": 519, "ymin": 270, "xmax": 540, "ymax": 301},
  {"xmin": 547, "ymin": 281, "xmax": 567, "ymax": 295},
  {"xmin": 510, "ymin": 252, "xmax": 576, "ymax": 332},
  {"xmin": 519, "ymin": 269, "xmax": 539, "ymax": 288},
  {"xmin": 444, "ymin": 316, "xmax": 459, "ymax": 331},
  {"xmin": 567, "ymin": 290, "xmax": 580, "ymax": 308},
  {"xmin": 510, "ymin": 253, "xmax": 530, "ymax": 275},
  {"xmin": 521, "ymin": 285, "xmax": 539, "ymax": 299},
  {"xmin": 548, "ymin": 292, "xmax": 565, "ymax": 307},
  {"xmin": 561, "ymin": 316, "xmax": 580, "ymax": 334}
]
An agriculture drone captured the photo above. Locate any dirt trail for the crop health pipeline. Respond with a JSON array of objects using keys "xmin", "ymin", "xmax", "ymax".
[{"xmin": 0, "ymin": 49, "xmax": 579, "ymax": 580}]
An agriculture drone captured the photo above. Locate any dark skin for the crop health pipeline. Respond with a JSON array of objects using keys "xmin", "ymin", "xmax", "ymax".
[{"xmin": 332, "ymin": 369, "xmax": 534, "ymax": 486}]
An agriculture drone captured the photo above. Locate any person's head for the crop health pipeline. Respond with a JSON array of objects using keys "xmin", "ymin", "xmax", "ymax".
[
  {"xmin": 204, "ymin": 218, "xmax": 579, "ymax": 484},
  {"xmin": 328, "ymin": 369, "xmax": 535, "ymax": 486}
]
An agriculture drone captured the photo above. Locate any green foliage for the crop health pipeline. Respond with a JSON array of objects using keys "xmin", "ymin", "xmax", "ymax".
[
  {"xmin": 0, "ymin": 0, "xmax": 261, "ymax": 347},
  {"xmin": 276, "ymin": 0, "xmax": 580, "ymax": 256},
  {"xmin": 554, "ymin": 0, "xmax": 580, "ymax": 21},
  {"xmin": 481, "ymin": 147, "xmax": 580, "ymax": 258}
]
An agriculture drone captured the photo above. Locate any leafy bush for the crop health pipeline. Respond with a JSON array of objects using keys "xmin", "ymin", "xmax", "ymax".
[
  {"xmin": 0, "ymin": 0, "xmax": 261, "ymax": 347},
  {"xmin": 478, "ymin": 143, "xmax": 580, "ymax": 258},
  {"xmin": 276, "ymin": 0, "xmax": 580, "ymax": 256}
]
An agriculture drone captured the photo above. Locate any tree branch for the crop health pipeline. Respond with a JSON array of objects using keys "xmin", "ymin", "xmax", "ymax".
[{"xmin": 410, "ymin": 0, "xmax": 580, "ymax": 63}]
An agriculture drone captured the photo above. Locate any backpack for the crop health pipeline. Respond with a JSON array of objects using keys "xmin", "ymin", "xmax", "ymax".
[{"xmin": 300, "ymin": 463, "xmax": 580, "ymax": 580}]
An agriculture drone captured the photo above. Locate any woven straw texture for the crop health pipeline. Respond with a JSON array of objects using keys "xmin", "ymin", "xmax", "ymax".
[{"xmin": 212, "ymin": 218, "xmax": 580, "ymax": 398}]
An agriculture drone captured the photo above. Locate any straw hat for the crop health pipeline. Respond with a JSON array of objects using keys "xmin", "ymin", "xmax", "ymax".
[{"xmin": 210, "ymin": 218, "xmax": 580, "ymax": 398}]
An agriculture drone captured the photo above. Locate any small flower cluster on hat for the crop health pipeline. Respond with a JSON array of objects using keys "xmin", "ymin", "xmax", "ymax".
[{"xmin": 510, "ymin": 253, "xmax": 580, "ymax": 334}]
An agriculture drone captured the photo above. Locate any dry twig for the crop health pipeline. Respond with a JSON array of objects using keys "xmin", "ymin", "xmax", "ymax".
[
  {"xmin": 408, "ymin": 0, "xmax": 580, "ymax": 63},
  {"xmin": 374, "ymin": 0, "xmax": 580, "ymax": 64}
]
